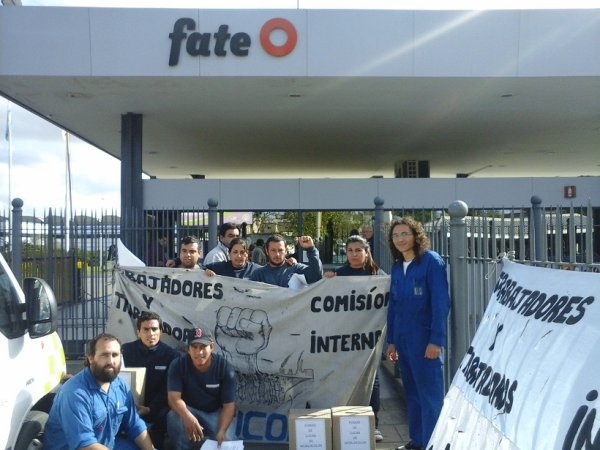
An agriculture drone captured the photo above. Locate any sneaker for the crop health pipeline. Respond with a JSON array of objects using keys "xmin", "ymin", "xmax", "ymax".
[
  {"xmin": 374, "ymin": 428, "xmax": 383, "ymax": 442},
  {"xmin": 396, "ymin": 442, "xmax": 422, "ymax": 450}
]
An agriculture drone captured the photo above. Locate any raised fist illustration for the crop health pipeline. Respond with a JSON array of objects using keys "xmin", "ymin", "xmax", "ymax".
[{"xmin": 215, "ymin": 306, "xmax": 272, "ymax": 372}]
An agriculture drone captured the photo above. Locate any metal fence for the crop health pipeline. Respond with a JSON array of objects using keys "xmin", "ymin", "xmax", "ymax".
[{"xmin": 2, "ymin": 197, "xmax": 598, "ymax": 371}]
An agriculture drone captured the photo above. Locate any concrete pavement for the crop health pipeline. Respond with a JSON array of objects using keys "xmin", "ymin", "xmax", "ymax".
[{"xmin": 375, "ymin": 360, "xmax": 410, "ymax": 450}]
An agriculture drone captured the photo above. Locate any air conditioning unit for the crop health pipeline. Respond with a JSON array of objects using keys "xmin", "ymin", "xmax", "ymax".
[{"xmin": 394, "ymin": 160, "xmax": 430, "ymax": 178}]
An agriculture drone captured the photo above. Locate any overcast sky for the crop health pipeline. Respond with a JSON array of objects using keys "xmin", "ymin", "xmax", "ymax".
[
  {"xmin": 3, "ymin": 0, "xmax": 600, "ymax": 215},
  {"xmin": 1, "ymin": 98, "xmax": 122, "ymax": 216}
]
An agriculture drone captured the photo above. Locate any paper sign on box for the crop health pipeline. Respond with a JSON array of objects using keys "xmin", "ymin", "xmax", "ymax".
[
  {"xmin": 331, "ymin": 406, "xmax": 375, "ymax": 450},
  {"xmin": 289, "ymin": 408, "xmax": 332, "ymax": 450},
  {"xmin": 118, "ymin": 367, "xmax": 146, "ymax": 404}
]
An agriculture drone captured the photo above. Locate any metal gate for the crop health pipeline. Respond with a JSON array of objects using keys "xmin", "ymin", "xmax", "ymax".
[{"xmin": 2, "ymin": 197, "xmax": 598, "ymax": 368}]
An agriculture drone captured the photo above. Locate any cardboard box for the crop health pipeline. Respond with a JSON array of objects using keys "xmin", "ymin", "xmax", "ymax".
[
  {"xmin": 118, "ymin": 367, "xmax": 146, "ymax": 404},
  {"xmin": 288, "ymin": 408, "xmax": 332, "ymax": 450},
  {"xmin": 331, "ymin": 406, "xmax": 375, "ymax": 450}
]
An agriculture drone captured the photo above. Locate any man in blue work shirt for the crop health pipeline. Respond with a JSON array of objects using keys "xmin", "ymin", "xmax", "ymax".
[
  {"xmin": 44, "ymin": 333, "xmax": 154, "ymax": 450},
  {"xmin": 250, "ymin": 234, "xmax": 323, "ymax": 287},
  {"xmin": 122, "ymin": 311, "xmax": 180, "ymax": 450}
]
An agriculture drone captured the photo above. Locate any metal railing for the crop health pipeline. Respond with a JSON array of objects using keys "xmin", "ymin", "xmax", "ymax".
[{"xmin": 2, "ymin": 196, "xmax": 598, "ymax": 367}]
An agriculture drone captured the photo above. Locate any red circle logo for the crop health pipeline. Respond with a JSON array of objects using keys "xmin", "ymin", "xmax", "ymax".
[{"xmin": 260, "ymin": 18, "xmax": 297, "ymax": 57}]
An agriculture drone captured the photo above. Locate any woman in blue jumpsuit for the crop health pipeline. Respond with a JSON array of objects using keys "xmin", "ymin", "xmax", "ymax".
[{"xmin": 385, "ymin": 217, "xmax": 450, "ymax": 450}]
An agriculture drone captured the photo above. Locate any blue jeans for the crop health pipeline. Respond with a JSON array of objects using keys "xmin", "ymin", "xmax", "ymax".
[{"xmin": 167, "ymin": 407, "xmax": 237, "ymax": 450}]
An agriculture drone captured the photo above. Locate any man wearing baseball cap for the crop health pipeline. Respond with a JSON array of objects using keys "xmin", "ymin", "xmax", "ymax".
[{"xmin": 166, "ymin": 327, "xmax": 237, "ymax": 449}]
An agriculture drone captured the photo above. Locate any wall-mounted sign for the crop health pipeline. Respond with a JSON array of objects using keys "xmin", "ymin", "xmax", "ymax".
[
  {"xmin": 564, "ymin": 185, "xmax": 576, "ymax": 198},
  {"xmin": 169, "ymin": 17, "xmax": 297, "ymax": 65}
]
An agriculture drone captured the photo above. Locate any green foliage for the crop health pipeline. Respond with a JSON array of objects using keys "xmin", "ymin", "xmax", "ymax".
[{"xmin": 254, "ymin": 210, "xmax": 371, "ymax": 240}]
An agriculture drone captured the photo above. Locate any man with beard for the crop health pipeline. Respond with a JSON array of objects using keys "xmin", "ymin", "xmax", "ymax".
[
  {"xmin": 165, "ymin": 236, "xmax": 202, "ymax": 269},
  {"xmin": 122, "ymin": 312, "xmax": 180, "ymax": 450},
  {"xmin": 250, "ymin": 234, "xmax": 323, "ymax": 287},
  {"xmin": 44, "ymin": 333, "xmax": 154, "ymax": 450}
]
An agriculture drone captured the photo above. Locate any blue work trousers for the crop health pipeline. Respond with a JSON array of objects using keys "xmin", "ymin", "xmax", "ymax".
[{"xmin": 396, "ymin": 340, "xmax": 444, "ymax": 448}]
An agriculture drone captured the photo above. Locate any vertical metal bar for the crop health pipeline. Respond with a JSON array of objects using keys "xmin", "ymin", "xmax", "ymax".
[
  {"xmin": 508, "ymin": 210, "xmax": 515, "ymax": 258},
  {"xmin": 374, "ymin": 197, "xmax": 386, "ymax": 272},
  {"xmin": 297, "ymin": 210, "xmax": 302, "ymax": 238},
  {"xmin": 207, "ymin": 198, "xmax": 218, "ymax": 251},
  {"xmin": 47, "ymin": 208, "xmax": 55, "ymax": 290},
  {"xmin": 531, "ymin": 196, "xmax": 543, "ymax": 261},
  {"xmin": 569, "ymin": 204, "xmax": 576, "ymax": 263},
  {"xmin": 586, "ymin": 200, "xmax": 594, "ymax": 265},
  {"xmin": 553, "ymin": 208, "xmax": 561, "ymax": 263},
  {"xmin": 519, "ymin": 208, "xmax": 526, "ymax": 261},
  {"xmin": 448, "ymin": 200, "xmax": 468, "ymax": 376},
  {"xmin": 11, "ymin": 198, "xmax": 23, "ymax": 283},
  {"xmin": 499, "ymin": 214, "xmax": 506, "ymax": 256}
]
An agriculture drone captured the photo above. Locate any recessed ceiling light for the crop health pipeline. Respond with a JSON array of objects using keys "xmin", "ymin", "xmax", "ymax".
[{"xmin": 67, "ymin": 92, "xmax": 90, "ymax": 99}]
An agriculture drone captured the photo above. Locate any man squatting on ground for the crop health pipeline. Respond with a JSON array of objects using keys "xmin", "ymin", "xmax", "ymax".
[
  {"xmin": 44, "ymin": 333, "xmax": 154, "ymax": 450},
  {"xmin": 122, "ymin": 311, "xmax": 180, "ymax": 450},
  {"xmin": 167, "ymin": 327, "xmax": 237, "ymax": 449}
]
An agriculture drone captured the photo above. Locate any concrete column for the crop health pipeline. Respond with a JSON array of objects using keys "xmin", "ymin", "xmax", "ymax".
[
  {"xmin": 448, "ymin": 200, "xmax": 468, "ymax": 376},
  {"xmin": 120, "ymin": 112, "xmax": 144, "ymax": 256}
]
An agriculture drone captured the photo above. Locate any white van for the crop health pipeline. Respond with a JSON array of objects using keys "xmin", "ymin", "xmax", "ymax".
[{"xmin": 0, "ymin": 253, "xmax": 66, "ymax": 450}]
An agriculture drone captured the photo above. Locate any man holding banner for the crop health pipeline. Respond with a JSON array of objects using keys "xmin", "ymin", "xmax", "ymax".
[
  {"xmin": 108, "ymin": 241, "xmax": 390, "ymax": 444},
  {"xmin": 250, "ymin": 234, "xmax": 322, "ymax": 287},
  {"xmin": 166, "ymin": 236, "xmax": 202, "ymax": 269}
]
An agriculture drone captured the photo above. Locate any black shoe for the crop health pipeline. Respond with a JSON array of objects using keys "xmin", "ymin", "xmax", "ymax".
[{"xmin": 396, "ymin": 442, "xmax": 422, "ymax": 450}]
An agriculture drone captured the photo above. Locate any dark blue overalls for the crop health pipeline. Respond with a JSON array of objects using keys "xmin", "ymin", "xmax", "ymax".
[{"xmin": 387, "ymin": 250, "xmax": 450, "ymax": 448}]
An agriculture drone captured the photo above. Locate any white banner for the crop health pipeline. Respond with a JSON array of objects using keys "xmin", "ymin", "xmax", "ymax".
[
  {"xmin": 430, "ymin": 259, "xmax": 600, "ymax": 450},
  {"xmin": 107, "ymin": 266, "xmax": 389, "ymax": 444}
]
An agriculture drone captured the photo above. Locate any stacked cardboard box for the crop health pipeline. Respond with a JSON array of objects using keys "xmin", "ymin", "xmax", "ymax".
[
  {"xmin": 288, "ymin": 406, "xmax": 374, "ymax": 450},
  {"xmin": 289, "ymin": 409, "xmax": 332, "ymax": 450},
  {"xmin": 331, "ymin": 406, "xmax": 375, "ymax": 450}
]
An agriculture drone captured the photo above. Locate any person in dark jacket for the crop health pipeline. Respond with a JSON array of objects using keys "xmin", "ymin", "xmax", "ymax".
[
  {"xmin": 203, "ymin": 238, "xmax": 262, "ymax": 279},
  {"xmin": 250, "ymin": 234, "xmax": 322, "ymax": 287},
  {"xmin": 325, "ymin": 234, "xmax": 386, "ymax": 442},
  {"xmin": 122, "ymin": 311, "xmax": 180, "ymax": 450}
]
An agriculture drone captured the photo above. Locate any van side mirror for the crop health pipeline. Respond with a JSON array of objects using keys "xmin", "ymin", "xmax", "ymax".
[{"xmin": 23, "ymin": 278, "xmax": 58, "ymax": 338}]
